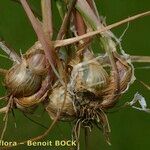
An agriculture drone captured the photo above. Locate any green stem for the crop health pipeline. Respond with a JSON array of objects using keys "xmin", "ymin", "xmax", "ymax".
[
  {"xmin": 75, "ymin": 0, "xmax": 100, "ymax": 30},
  {"xmin": 56, "ymin": 0, "xmax": 66, "ymax": 20}
]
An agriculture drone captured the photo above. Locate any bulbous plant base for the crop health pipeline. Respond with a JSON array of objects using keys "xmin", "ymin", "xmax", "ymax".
[
  {"xmin": 46, "ymin": 50, "xmax": 134, "ymax": 146},
  {"xmin": 1, "ymin": 1, "xmax": 148, "ymax": 149}
]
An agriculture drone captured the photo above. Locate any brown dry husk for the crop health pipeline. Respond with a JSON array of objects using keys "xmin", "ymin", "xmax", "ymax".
[{"xmin": 46, "ymin": 45, "xmax": 134, "ymax": 144}]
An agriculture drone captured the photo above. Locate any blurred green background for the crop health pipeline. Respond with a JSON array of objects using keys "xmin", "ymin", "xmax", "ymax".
[{"xmin": 0, "ymin": 0, "xmax": 150, "ymax": 150}]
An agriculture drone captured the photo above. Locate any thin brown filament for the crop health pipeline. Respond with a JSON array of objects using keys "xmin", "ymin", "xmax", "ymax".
[{"xmin": 54, "ymin": 11, "xmax": 150, "ymax": 48}]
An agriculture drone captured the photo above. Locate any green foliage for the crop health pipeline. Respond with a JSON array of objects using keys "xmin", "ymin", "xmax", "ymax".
[{"xmin": 0, "ymin": 0, "xmax": 149, "ymax": 150}]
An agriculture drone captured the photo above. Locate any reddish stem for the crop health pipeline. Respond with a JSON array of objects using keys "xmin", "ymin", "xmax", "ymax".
[
  {"xmin": 86, "ymin": 0, "xmax": 99, "ymax": 17},
  {"xmin": 41, "ymin": 0, "xmax": 53, "ymax": 39},
  {"xmin": 57, "ymin": 0, "xmax": 77, "ymax": 40},
  {"xmin": 74, "ymin": 10, "xmax": 86, "ymax": 36},
  {"xmin": 20, "ymin": 0, "xmax": 56, "ymax": 77}
]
